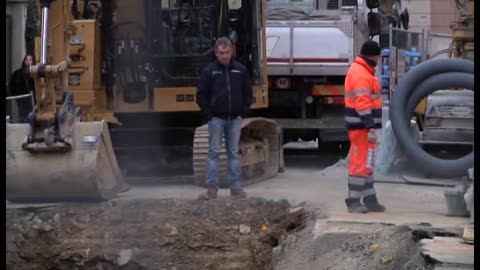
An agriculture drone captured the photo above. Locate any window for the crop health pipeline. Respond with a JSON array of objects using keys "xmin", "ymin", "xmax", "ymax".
[
  {"xmin": 266, "ymin": 0, "xmax": 315, "ymax": 12},
  {"xmin": 327, "ymin": 0, "xmax": 358, "ymax": 10}
]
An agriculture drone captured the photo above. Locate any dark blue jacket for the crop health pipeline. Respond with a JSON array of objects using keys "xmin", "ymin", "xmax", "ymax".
[{"xmin": 196, "ymin": 59, "xmax": 253, "ymax": 120}]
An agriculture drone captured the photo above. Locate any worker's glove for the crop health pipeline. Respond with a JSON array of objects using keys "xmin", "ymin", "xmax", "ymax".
[{"xmin": 367, "ymin": 129, "xmax": 377, "ymax": 143}]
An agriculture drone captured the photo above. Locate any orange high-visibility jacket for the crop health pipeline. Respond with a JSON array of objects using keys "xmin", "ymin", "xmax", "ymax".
[{"xmin": 344, "ymin": 56, "xmax": 382, "ymax": 130}]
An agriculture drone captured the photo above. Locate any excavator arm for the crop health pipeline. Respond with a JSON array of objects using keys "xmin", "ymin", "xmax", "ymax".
[
  {"xmin": 25, "ymin": 0, "xmax": 77, "ymax": 151},
  {"xmin": 6, "ymin": 0, "xmax": 128, "ymax": 202}
]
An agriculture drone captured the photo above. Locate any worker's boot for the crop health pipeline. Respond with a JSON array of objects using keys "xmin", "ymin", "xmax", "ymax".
[
  {"xmin": 345, "ymin": 198, "xmax": 369, "ymax": 213},
  {"xmin": 198, "ymin": 185, "xmax": 218, "ymax": 200},
  {"xmin": 363, "ymin": 195, "xmax": 386, "ymax": 212},
  {"xmin": 230, "ymin": 188, "xmax": 247, "ymax": 198}
]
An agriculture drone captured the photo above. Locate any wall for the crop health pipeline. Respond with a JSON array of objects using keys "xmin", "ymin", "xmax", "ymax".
[
  {"xmin": 400, "ymin": 0, "xmax": 459, "ymax": 35},
  {"xmin": 430, "ymin": 0, "xmax": 460, "ymax": 34},
  {"xmin": 401, "ymin": 0, "xmax": 431, "ymax": 33},
  {"xmin": 6, "ymin": 0, "xmax": 28, "ymax": 75}
]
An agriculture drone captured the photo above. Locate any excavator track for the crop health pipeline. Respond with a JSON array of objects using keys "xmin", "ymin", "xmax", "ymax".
[{"xmin": 193, "ymin": 117, "xmax": 284, "ymax": 187}]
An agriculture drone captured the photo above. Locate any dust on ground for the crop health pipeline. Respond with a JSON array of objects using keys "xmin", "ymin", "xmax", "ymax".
[
  {"xmin": 274, "ymin": 218, "xmax": 434, "ymax": 270},
  {"xmin": 6, "ymin": 197, "xmax": 306, "ymax": 270}
]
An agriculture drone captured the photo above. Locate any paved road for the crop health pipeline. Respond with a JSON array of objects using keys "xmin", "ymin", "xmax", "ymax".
[
  {"xmin": 7, "ymin": 142, "xmax": 469, "ymax": 230},
  {"xmin": 113, "ymin": 144, "xmax": 469, "ymax": 230}
]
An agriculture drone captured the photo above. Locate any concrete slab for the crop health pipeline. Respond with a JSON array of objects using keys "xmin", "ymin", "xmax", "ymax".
[
  {"xmin": 374, "ymin": 174, "xmax": 407, "ymax": 184},
  {"xmin": 434, "ymin": 267, "xmax": 473, "ymax": 270},
  {"xmin": 312, "ymin": 218, "xmax": 387, "ymax": 238},
  {"xmin": 327, "ymin": 212, "xmax": 470, "ymax": 231},
  {"xmin": 402, "ymin": 176, "xmax": 462, "ymax": 187},
  {"xmin": 6, "ymin": 201, "xmax": 58, "ymax": 210},
  {"xmin": 420, "ymin": 237, "xmax": 474, "ymax": 267}
]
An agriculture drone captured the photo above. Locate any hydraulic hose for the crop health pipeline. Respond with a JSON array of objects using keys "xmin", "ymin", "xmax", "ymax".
[
  {"xmin": 404, "ymin": 72, "xmax": 474, "ymax": 177},
  {"xmin": 390, "ymin": 58, "xmax": 474, "ymax": 178}
]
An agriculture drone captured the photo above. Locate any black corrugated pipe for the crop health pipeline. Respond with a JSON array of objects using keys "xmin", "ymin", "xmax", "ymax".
[{"xmin": 390, "ymin": 58, "xmax": 474, "ymax": 178}]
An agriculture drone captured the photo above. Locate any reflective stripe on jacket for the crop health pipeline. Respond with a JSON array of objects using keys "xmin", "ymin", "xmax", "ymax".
[{"xmin": 344, "ymin": 56, "xmax": 382, "ymax": 130}]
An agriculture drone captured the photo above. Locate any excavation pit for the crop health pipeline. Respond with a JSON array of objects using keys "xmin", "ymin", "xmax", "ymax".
[{"xmin": 6, "ymin": 198, "xmax": 306, "ymax": 270}]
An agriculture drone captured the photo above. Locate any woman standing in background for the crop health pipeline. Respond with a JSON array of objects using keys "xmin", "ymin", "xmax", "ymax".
[{"xmin": 9, "ymin": 53, "xmax": 36, "ymax": 123}]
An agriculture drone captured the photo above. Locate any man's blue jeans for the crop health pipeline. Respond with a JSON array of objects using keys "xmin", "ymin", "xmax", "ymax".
[{"xmin": 206, "ymin": 117, "xmax": 242, "ymax": 189}]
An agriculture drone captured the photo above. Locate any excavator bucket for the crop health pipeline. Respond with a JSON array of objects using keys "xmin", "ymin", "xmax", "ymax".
[
  {"xmin": 193, "ymin": 117, "xmax": 284, "ymax": 187},
  {"xmin": 6, "ymin": 121, "xmax": 129, "ymax": 202}
]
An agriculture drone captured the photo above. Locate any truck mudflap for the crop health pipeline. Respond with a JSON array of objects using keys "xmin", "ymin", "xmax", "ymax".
[
  {"xmin": 193, "ymin": 117, "xmax": 283, "ymax": 187},
  {"xmin": 6, "ymin": 121, "xmax": 129, "ymax": 202}
]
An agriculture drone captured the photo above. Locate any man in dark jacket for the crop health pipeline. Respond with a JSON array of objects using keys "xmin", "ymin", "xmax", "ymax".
[
  {"xmin": 196, "ymin": 37, "xmax": 253, "ymax": 199},
  {"xmin": 9, "ymin": 53, "xmax": 36, "ymax": 123}
]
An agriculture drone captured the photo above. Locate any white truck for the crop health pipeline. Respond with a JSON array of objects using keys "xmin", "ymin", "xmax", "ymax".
[{"xmin": 264, "ymin": 0, "xmax": 370, "ymax": 147}]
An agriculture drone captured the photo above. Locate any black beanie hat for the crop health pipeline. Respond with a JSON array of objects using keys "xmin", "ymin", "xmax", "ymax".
[{"xmin": 360, "ymin": 40, "xmax": 381, "ymax": 56}]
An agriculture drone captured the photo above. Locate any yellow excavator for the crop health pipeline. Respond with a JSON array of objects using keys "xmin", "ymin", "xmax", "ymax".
[
  {"xmin": 6, "ymin": 0, "xmax": 127, "ymax": 202},
  {"xmin": 6, "ymin": 0, "xmax": 282, "ymax": 202}
]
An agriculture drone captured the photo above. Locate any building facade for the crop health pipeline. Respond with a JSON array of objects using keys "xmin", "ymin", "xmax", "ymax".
[{"xmin": 402, "ymin": 0, "xmax": 460, "ymax": 34}]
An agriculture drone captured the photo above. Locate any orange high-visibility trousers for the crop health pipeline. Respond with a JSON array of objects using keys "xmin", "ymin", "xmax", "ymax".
[{"xmin": 347, "ymin": 129, "xmax": 376, "ymax": 199}]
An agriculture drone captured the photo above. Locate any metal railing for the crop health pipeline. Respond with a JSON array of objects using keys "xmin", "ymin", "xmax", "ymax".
[
  {"xmin": 425, "ymin": 31, "xmax": 453, "ymax": 60},
  {"xmin": 6, "ymin": 91, "xmax": 35, "ymax": 123},
  {"xmin": 6, "ymin": 92, "xmax": 34, "ymax": 102},
  {"xmin": 387, "ymin": 25, "xmax": 454, "ymax": 98},
  {"xmin": 266, "ymin": 0, "xmax": 315, "ymax": 12},
  {"xmin": 387, "ymin": 25, "xmax": 427, "ymax": 98}
]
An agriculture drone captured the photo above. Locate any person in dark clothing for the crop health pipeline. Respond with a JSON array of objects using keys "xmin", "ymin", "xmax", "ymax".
[
  {"xmin": 9, "ymin": 53, "xmax": 36, "ymax": 123},
  {"xmin": 196, "ymin": 37, "xmax": 253, "ymax": 199}
]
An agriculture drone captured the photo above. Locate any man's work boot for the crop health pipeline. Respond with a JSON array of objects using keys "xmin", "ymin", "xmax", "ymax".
[
  {"xmin": 363, "ymin": 195, "xmax": 386, "ymax": 212},
  {"xmin": 198, "ymin": 185, "xmax": 218, "ymax": 200},
  {"xmin": 345, "ymin": 198, "xmax": 369, "ymax": 213},
  {"xmin": 230, "ymin": 188, "xmax": 247, "ymax": 198}
]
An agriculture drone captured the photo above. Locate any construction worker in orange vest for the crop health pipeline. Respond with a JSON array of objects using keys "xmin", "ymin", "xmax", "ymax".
[{"xmin": 344, "ymin": 40, "xmax": 385, "ymax": 213}]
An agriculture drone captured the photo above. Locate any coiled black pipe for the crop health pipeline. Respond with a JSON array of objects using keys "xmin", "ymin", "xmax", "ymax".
[{"xmin": 390, "ymin": 58, "xmax": 474, "ymax": 178}]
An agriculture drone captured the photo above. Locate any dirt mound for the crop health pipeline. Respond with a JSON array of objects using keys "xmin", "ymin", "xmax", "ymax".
[
  {"xmin": 274, "ymin": 221, "xmax": 433, "ymax": 270},
  {"xmin": 6, "ymin": 198, "xmax": 307, "ymax": 270},
  {"xmin": 322, "ymin": 225, "xmax": 432, "ymax": 270}
]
